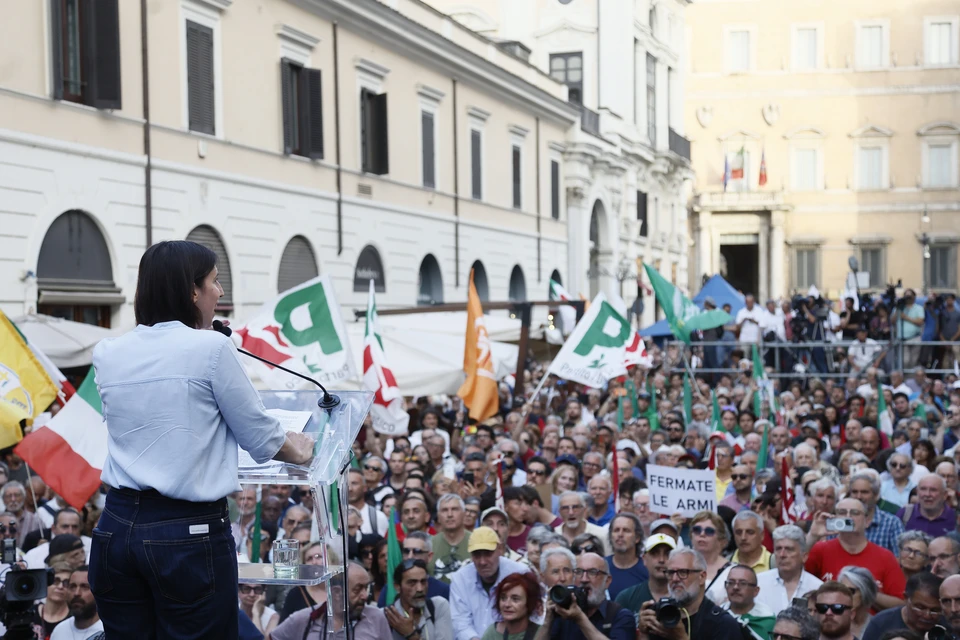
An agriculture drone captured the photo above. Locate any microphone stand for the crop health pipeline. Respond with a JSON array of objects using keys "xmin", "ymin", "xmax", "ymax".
[{"xmin": 212, "ymin": 321, "xmax": 341, "ymax": 410}]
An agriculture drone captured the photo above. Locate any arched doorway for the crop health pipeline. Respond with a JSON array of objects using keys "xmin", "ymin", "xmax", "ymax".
[
  {"xmin": 509, "ymin": 265, "xmax": 527, "ymax": 301},
  {"xmin": 277, "ymin": 236, "xmax": 318, "ymax": 292},
  {"xmin": 470, "ymin": 260, "xmax": 489, "ymax": 302},
  {"xmin": 354, "ymin": 245, "xmax": 386, "ymax": 293},
  {"xmin": 186, "ymin": 225, "xmax": 233, "ymax": 314},
  {"xmin": 417, "ymin": 254, "xmax": 443, "ymax": 306},
  {"xmin": 37, "ymin": 210, "xmax": 121, "ymax": 327}
]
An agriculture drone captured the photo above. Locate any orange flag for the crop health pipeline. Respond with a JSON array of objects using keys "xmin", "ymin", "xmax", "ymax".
[{"xmin": 457, "ymin": 270, "xmax": 499, "ymax": 422}]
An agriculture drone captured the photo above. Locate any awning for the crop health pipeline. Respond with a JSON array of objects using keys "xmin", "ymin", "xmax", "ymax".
[{"xmin": 12, "ymin": 314, "xmax": 119, "ymax": 368}]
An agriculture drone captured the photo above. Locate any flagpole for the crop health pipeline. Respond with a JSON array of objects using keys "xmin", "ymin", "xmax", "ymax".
[{"xmin": 679, "ymin": 349, "xmax": 706, "ymax": 401}]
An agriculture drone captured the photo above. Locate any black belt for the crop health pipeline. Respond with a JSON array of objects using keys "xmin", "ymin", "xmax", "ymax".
[{"xmin": 107, "ymin": 486, "xmax": 226, "ymax": 507}]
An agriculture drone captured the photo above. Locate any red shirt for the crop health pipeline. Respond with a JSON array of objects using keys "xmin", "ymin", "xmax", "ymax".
[{"xmin": 805, "ymin": 538, "xmax": 906, "ymax": 599}]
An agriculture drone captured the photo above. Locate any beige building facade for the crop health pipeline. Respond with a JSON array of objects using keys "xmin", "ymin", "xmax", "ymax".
[
  {"xmin": 422, "ymin": 0, "xmax": 693, "ymax": 326},
  {"xmin": 686, "ymin": 0, "xmax": 960, "ymax": 301},
  {"xmin": 0, "ymin": 0, "xmax": 580, "ymax": 328}
]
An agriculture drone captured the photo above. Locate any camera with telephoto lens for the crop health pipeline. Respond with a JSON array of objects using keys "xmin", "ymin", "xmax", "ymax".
[
  {"xmin": 926, "ymin": 625, "xmax": 948, "ymax": 640},
  {"xmin": 549, "ymin": 584, "xmax": 587, "ymax": 610},
  {"xmin": 0, "ymin": 543, "xmax": 54, "ymax": 640},
  {"xmin": 654, "ymin": 597, "xmax": 682, "ymax": 628}
]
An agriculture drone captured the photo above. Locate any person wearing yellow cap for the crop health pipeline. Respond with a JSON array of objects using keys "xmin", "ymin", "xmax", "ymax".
[
  {"xmin": 450, "ymin": 526, "xmax": 531, "ymax": 640},
  {"xmin": 613, "ymin": 533, "xmax": 677, "ymax": 617}
]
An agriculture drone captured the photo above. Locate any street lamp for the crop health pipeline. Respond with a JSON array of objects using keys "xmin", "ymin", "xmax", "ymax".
[{"xmin": 921, "ymin": 206, "xmax": 931, "ymax": 292}]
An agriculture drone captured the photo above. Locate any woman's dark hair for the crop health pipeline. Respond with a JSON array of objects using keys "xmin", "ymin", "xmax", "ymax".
[
  {"xmin": 134, "ymin": 240, "xmax": 217, "ymax": 328},
  {"xmin": 913, "ymin": 440, "xmax": 937, "ymax": 471},
  {"xmin": 493, "ymin": 571, "xmax": 543, "ymax": 619},
  {"xmin": 371, "ymin": 538, "xmax": 389, "ymax": 590}
]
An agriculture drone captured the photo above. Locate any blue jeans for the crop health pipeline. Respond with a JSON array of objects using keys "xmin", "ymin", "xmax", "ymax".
[{"xmin": 89, "ymin": 488, "xmax": 239, "ymax": 639}]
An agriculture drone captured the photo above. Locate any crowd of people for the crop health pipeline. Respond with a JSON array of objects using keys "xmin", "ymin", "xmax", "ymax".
[{"xmin": 199, "ymin": 330, "xmax": 960, "ymax": 640}]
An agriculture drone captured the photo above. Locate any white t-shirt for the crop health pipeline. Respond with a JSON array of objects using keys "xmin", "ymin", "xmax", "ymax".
[
  {"xmin": 50, "ymin": 617, "xmax": 104, "ymax": 640},
  {"xmin": 24, "ymin": 535, "xmax": 92, "ymax": 570},
  {"xmin": 736, "ymin": 306, "xmax": 766, "ymax": 343},
  {"xmin": 357, "ymin": 503, "xmax": 389, "ymax": 536}
]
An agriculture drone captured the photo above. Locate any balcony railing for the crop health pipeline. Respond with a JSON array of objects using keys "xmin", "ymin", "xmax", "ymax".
[
  {"xmin": 668, "ymin": 127, "xmax": 691, "ymax": 161},
  {"xmin": 580, "ymin": 105, "xmax": 601, "ymax": 138}
]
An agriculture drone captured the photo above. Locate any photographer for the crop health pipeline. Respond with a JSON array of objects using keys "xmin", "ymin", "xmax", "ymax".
[
  {"xmin": 637, "ymin": 548, "xmax": 745, "ymax": 640},
  {"xmin": 892, "ymin": 289, "xmax": 925, "ymax": 370},
  {"xmin": 536, "ymin": 552, "xmax": 635, "ymax": 640}
]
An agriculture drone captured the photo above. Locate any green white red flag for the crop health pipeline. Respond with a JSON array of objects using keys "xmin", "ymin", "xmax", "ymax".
[{"xmin": 362, "ymin": 280, "xmax": 409, "ymax": 436}]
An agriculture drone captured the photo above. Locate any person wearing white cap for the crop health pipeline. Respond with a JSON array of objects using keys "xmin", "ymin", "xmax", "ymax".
[{"xmin": 614, "ymin": 533, "xmax": 677, "ymax": 616}]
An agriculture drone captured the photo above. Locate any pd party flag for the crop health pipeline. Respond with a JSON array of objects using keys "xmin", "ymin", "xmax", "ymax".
[
  {"xmin": 16, "ymin": 368, "xmax": 107, "ymax": 509},
  {"xmin": 0, "ymin": 311, "xmax": 58, "ymax": 448},
  {"xmin": 457, "ymin": 269, "xmax": 499, "ymax": 422},
  {"xmin": 642, "ymin": 263, "xmax": 731, "ymax": 344},
  {"xmin": 233, "ymin": 275, "xmax": 357, "ymax": 389},
  {"xmin": 624, "ymin": 330, "xmax": 652, "ymax": 369},
  {"xmin": 362, "ymin": 280, "xmax": 410, "ymax": 436},
  {"xmin": 548, "ymin": 293, "xmax": 632, "ymax": 388}
]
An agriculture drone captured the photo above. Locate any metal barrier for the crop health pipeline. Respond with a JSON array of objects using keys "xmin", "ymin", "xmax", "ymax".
[{"xmin": 658, "ymin": 338, "xmax": 960, "ymax": 380}]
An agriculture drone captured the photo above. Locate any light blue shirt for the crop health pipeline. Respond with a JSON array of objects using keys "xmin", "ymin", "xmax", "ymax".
[
  {"xmin": 879, "ymin": 477, "xmax": 915, "ymax": 508},
  {"xmin": 93, "ymin": 321, "xmax": 286, "ymax": 502},
  {"xmin": 450, "ymin": 556, "xmax": 529, "ymax": 640}
]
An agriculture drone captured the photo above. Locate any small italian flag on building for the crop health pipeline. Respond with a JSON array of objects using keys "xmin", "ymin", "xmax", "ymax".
[{"xmin": 16, "ymin": 369, "xmax": 107, "ymax": 510}]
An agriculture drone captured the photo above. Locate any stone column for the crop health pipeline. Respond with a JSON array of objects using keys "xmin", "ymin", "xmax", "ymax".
[
  {"xmin": 770, "ymin": 210, "xmax": 786, "ymax": 298},
  {"xmin": 759, "ymin": 218, "xmax": 769, "ymax": 302}
]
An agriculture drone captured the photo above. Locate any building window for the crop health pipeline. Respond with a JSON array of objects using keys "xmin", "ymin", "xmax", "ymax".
[
  {"xmin": 726, "ymin": 29, "xmax": 752, "ymax": 73},
  {"xmin": 925, "ymin": 17, "xmax": 959, "ymax": 66},
  {"xmin": 927, "ymin": 142, "xmax": 957, "ymax": 188},
  {"xmin": 646, "ymin": 54, "xmax": 657, "ymax": 145},
  {"xmin": 792, "ymin": 147, "xmax": 820, "ymax": 191},
  {"xmin": 794, "ymin": 247, "xmax": 819, "ymax": 290},
  {"xmin": 512, "ymin": 144, "xmax": 522, "ymax": 209},
  {"xmin": 860, "ymin": 247, "xmax": 885, "ymax": 289},
  {"xmin": 186, "ymin": 19, "xmax": 216, "ymax": 135},
  {"xmin": 50, "ymin": 0, "xmax": 122, "ymax": 108},
  {"xmin": 422, "ymin": 110, "xmax": 436, "ymax": 188},
  {"xmin": 549, "ymin": 52, "xmax": 583, "ymax": 105},
  {"xmin": 470, "ymin": 129, "xmax": 482, "ymax": 200},
  {"xmin": 929, "ymin": 245, "xmax": 958, "ymax": 289},
  {"xmin": 857, "ymin": 145, "xmax": 885, "ymax": 190},
  {"xmin": 792, "ymin": 26, "xmax": 819, "ymax": 70},
  {"xmin": 637, "ymin": 191, "xmax": 648, "ymax": 237},
  {"xmin": 360, "ymin": 89, "xmax": 389, "ymax": 175},
  {"xmin": 856, "ymin": 22, "xmax": 888, "ymax": 68},
  {"xmin": 281, "ymin": 60, "xmax": 323, "ymax": 159},
  {"xmin": 551, "ymin": 160, "xmax": 560, "ymax": 220}
]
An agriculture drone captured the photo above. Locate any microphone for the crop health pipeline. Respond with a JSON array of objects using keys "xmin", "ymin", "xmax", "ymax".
[{"xmin": 212, "ymin": 320, "xmax": 341, "ymax": 410}]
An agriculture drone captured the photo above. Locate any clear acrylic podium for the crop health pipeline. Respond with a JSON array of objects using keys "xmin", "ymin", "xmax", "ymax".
[{"xmin": 237, "ymin": 389, "xmax": 373, "ymax": 635}]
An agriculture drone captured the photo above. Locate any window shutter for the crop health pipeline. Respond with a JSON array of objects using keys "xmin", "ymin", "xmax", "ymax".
[
  {"xmin": 471, "ymin": 130, "xmax": 482, "ymax": 199},
  {"xmin": 360, "ymin": 89, "xmax": 371, "ymax": 171},
  {"xmin": 551, "ymin": 160, "xmax": 560, "ymax": 219},
  {"xmin": 84, "ymin": 0, "xmax": 122, "ymax": 109},
  {"xmin": 278, "ymin": 236, "xmax": 319, "ymax": 292},
  {"xmin": 512, "ymin": 146, "xmax": 521, "ymax": 208},
  {"xmin": 50, "ymin": 0, "xmax": 64, "ymax": 100},
  {"xmin": 951, "ymin": 246, "xmax": 958, "ymax": 289},
  {"xmin": 302, "ymin": 67, "xmax": 324, "ymax": 160},
  {"xmin": 370, "ymin": 92, "xmax": 389, "ymax": 175},
  {"xmin": 280, "ymin": 60, "xmax": 295, "ymax": 154},
  {"xmin": 422, "ymin": 111, "xmax": 435, "ymax": 188},
  {"xmin": 637, "ymin": 191, "xmax": 648, "ymax": 236},
  {"xmin": 186, "ymin": 20, "xmax": 216, "ymax": 135},
  {"xmin": 186, "ymin": 225, "xmax": 233, "ymax": 311}
]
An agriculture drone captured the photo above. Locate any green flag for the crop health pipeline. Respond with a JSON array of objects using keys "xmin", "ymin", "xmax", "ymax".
[
  {"xmin": 329, "ymin": 481, "xmax": 341, "ymax": 531},
  {"xmin": 914, "ymin": 401, "xmax": 927, "ymax": 419},
  {"xmin": 642, "ymin": 263, "xmax": 731, "ymax": 344},
  {"xmin": 683, "ymin": 375, "xmax": 693, "ymax": 424},
  {"xmin": 711, "ymin": 389, "xmax": 723, "ymax": 433},
  {"xmin": 646, "ymin": 378, "xmax": 660, "ymax": 431},
  {"xmin": 625, "ymin": 378, "xmax": 641, "ymax": 419},
  {"xmin": 616, "ymin": 396, "xmax": 624, "ymax": 431},
  {"xmin": 752, "ymin": 344, "xmax": 765, "ymax": 418},
  {"xmin": 250, "ymin": 485, "xmax": 262, "ymax": 563},
  {"xmin": 756, "ymin": 421, "xmax": 770, "ymax": 469},
  {"xmin": 385, "ymin": 507, "xmax": 403, "ymax": 605}
]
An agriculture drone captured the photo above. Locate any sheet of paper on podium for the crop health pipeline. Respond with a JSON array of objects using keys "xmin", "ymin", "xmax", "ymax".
[{"xmin": 237, "ymin": 408, "xmax": 313, "ymax": 471}]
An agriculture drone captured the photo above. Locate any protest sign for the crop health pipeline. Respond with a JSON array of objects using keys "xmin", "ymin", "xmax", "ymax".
[{"xmin": 646, "ymin": 464, "xmax": 716, "ymax": 518}]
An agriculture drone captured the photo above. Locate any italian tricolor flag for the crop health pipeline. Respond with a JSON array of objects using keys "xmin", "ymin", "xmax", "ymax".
[
  {"xmin": 362, "ymin": 280, "xmax": 410, "ymax": 436},
  {"xmin": 549, "ymin": 279, "xmax": 576, "ymax": 336},
  {"xmin": 16, "ymin": 368, "xmax": 107, "ymax": 509}
]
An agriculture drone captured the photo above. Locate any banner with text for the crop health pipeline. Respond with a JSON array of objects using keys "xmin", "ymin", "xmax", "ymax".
[{"xmin": 647, "ymin": 464, "xmax": 716, "ymax": 518}]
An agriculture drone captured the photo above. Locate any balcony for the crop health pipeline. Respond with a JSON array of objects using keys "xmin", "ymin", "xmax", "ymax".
[
  {"xmin": 668, "ymin": 127, "xmax": 691, "ymax": 161},
  {"xmin": 580, "ymin": 105, "xmax": 601, "ymax": 138}
]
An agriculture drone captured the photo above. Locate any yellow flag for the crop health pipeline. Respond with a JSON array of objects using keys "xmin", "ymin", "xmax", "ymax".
[
  {"xmin": 457, "ymin": 270, "xmax": 499, "ymax": 422},
  {"xmin": 0, "ymin": 311, "xmax": 58, "ymax": 448}
]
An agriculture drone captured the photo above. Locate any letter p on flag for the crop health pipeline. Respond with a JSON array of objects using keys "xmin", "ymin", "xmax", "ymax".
[
  {"xmin": 547, "ymin": 292, "xmax": 633, "ymax": 388},
  {"xmin": 572, "ymin": 301, "xmax": 633, "ymax": 357}
]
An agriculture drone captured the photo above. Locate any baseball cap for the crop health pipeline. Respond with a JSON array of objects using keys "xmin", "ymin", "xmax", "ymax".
[
  {"xmin": 643, "ymin": 533, "xmax": 678, "ymax": 553},
  {"xmin": 480, "ymin": 506, "xmax": 508, "ymax": 524},
  {"xmin": 703, "ymin": 296, "xmax": 717, "ymax": 308},
  {"xmin": 468, "ymin": 526, "xmax": 500, "ymax": 553},
  {"xmin": 45, "ymin": 534, "xmax": 83, "ymax": 564},
  {"xmin": 555, "ymin": 454, "xmax": 580, "ymax": 468},
  {"xmin": 650, "ymin": 518, "xmax": 679, "ymax": 535}
]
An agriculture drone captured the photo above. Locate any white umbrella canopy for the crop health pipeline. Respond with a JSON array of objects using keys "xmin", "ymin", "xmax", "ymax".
[{"xmin": 11, "ymin": 314, "xmax": 118, "ymax": 368}]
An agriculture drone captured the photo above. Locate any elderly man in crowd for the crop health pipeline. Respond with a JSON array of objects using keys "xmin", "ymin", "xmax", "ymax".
[
  {"xmin": 844, "ymin": 471, "xmax": 904, "ymax": 554},
  {"xmin": 756, "ymin": 525, "xmax": 823, "ymax": 615},
  {"xmin": 898, "ymin": 473, "xmax": 957, "ymax": 537},
  {"xmin": 554, "ymin": 492, "xmax": 610, "ymax": 555}
]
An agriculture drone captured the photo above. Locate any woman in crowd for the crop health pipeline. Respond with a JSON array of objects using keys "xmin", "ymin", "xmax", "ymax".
[
  {"xmin": 481, "ymin": 568, "xmax": 543, "ymax": 640},
  {"xmin": 896, "ymin": 531, "xmax": 932, "ymax": 581},
  {"xmin": 912, "ymin": 439, "xmax": 937, "ymax": 472},
  {"xmin": 689, "ymin": 511, "xmax": 732, "ymax": 598},
  {"xmin": 280, "ymin": 541, "xmax": 331, "ymax": 622},
  {"xmin": 238, "ymin": 583, "xmax": 279, "ymax": 636},
  {"xmin": 839, "ymin": 566, "xmax": 878, "ymax": 640},
  {"xmin": 37, "ymin": 563, "xmax": 72, "ymax": 638},
  {"xmin": 371, "ymin": 538, "xmax": 390, "ymax": 604},
  {"xmin": 549, "ymin": 466, "xmax": 578, "ymax": 515}
]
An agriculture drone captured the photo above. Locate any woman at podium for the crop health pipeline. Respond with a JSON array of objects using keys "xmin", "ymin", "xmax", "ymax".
[{"xmin": 88, "ymin": 241, "xmax": 315, "ymax": 639}]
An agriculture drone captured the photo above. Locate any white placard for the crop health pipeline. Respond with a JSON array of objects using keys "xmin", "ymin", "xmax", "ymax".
[
  {"xmin": 237, "ymin": 408, "xmax": 312, "ymax": 470},
  {"xmin": 647, "ymin": 464, "xmax": 716, "ymax": 518}
]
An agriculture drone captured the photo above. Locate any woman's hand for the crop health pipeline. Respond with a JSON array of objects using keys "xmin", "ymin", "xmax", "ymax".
[{"xmin": 275, "ymin": 432, "xmax": 315, "ymax": 465}]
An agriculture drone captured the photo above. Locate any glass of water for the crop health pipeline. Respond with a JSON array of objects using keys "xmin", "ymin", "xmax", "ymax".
[{"xmin": 272, "ymin": 539, "xmax": 300, "ymax": 579}]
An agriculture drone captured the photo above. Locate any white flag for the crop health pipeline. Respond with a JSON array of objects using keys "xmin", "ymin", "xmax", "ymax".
[
  {"xmin": 362, "ymin": 280, "xmax": 410, "ymax": 435},
  {"xmin": 548, "ymin": 293, "xmax": 633, "ymax": 388},
  {"xmin": 233, "ymin": 275, "xmax": 357, "ymax": 389},
  {"xmin": 549, "ymin": 279, "xmax": 577, "ymax": 336}
]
